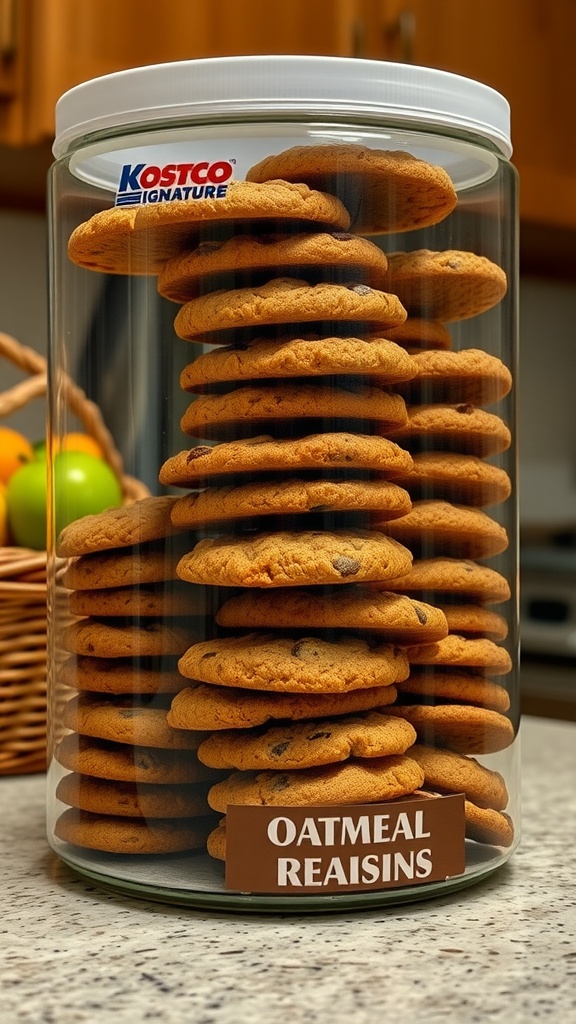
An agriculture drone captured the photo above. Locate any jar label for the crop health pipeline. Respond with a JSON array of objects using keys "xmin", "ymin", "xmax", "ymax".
[
  {"xmin": 115, "ymin": 160, "xmax": 235, "ymax": 207},
  {"xmin": 224, "ymin": 794, "xmax": 466, "ymax": 894}
]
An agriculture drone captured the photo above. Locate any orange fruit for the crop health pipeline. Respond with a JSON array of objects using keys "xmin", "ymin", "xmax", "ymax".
[
  {"xmin": 0, "ymin": 481, "xmax": 9, "ymax": 545},
  {"xmin": 0, "ymin": 426, "xmax": 35, "ymax": 484},
  {"xmin": 57, "ymin": 433, "xmax": 104, "ymax": 459}
]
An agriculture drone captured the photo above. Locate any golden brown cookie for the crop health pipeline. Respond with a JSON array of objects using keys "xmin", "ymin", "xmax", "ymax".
[
  {"xmin": 180, "ymin": 383, "xmax": 408, "ymax": 440},
  {"xmin": 61, "ymin": 694, "xmax": 204, "ymax": 749},
  {"xmin": 407, "ymin": 743, "xmax": 509, "ymax": 810},
  {"xmin": 67, "ymin": 583, "xmax": 208, "ymax": 619},
  {"xmin": 57, "ymin": 495, "xmax": 182, "ymax": 557},
  {"xmin": 396, "ymin": 349, "xmax": 513, "ymax": 406},
  {"xmin": 178, "ymin": 633, "xmax": 409, "ymax": 694},
  {"xmin": 216, "ymin": 587, "xmax": 448, "ymax": 645},
  {"xmin": 61, "ymin": 540, "xmax": 186, "ymax": 591},
  {"xmin": 173, "ymin": 278, "xmax": 407, "ymax": 342},
  {"xmin": 61, "ymin": 655, "xmax": 186, "ymax": 695},
  {"xmin": 464, "ymin": 801, "xmax": 514, "ymax": 847},
  {"xmin": 375, "ymin": 499, "xmax": 509, "ymax": 559},
  {"xmin": 383, "ymin": 250, "xmax": 507, "ymax": 321},
  {"xmin": 207, "ymin": 821, "xmax": 227, "ymax": 861},
  {"xmin": 208, "ymin": 754, "xmax": 425, "ymax": 812},
  {"xmin": 385, "ymin": 318, "xmax": 453, "ymax": 350},
  {"xmin": 439, "ymin": 604, "xmax": 509, "ymax": 641},
  {"xmin": 391, "ymin": 451, "xmax": 512, "ymax": 507},
  {"xmin": 54, "ymin": 807, "xmax": 214, "ymax": 853},
  {"xmin": 56, "ymin": 772, "xmax": 211, "ymax": 818},
  {"xmin": 405, "ymin": 635, "xmax": 512, "ymax": 675},
  {"xmin": 170, "ymin": 478, "xmax": 411, "ymax": 529},
  {"xmin": 167, "ymin": 680, "xmax": 398, "ymax": 732},
  {"xmin": 376, "ymin": 557, "xmax": 511, "ymax": 604},
  {"xmin": 246, "ymin": 144, "xmax": 457, "ymax": 234},
  {"xmin": 388, "ymin": 403, "xmax": 512, "ymax": 457},
  {"xmin": 61, "ymin": 619, "xmax": 194, "ymax": 659},
  {"xmin": 396, "ymin": 671, "xmax": 511, "ymax": 713},
  {"xmin": 159, "ymin": 432, "xmax": 414, "ymax": 488},
  {"xmin": 158, "ymin": 231, "xmax": 389, "ymax": 302},
  {"xmin": 54, "ymin": 733, "xmax": 222, "ymax": 784},
  {"xmin": 197, "ymin": 711, "xmax": 417, "ymax": 771},
  {"xmin": 67, "ymin": 180, "xmax": 351, "ymax": 274},
  {"xmin": 180, "ymin": 335, "xmax": 416, "ymax": 392},
  {"xmin": 384, "ymin": 704, "xmax": 515, "ymax": 754},
  {"xmin": 176, "ymin": 529, "xmax": 413, "ymax": 588}
]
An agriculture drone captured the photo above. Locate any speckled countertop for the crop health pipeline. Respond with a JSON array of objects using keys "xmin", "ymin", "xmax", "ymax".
[{"xmin": 1, "ymin": 715, "xmax": 575, "ymax": 1024}]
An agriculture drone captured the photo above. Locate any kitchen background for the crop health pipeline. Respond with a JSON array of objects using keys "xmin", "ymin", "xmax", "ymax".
[{"xmin": 1, "ymin": 0, "xmax": 575, "ymax": 718}]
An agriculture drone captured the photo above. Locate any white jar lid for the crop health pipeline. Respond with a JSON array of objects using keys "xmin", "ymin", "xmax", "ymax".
[{"xmin": 53, "ymin": 55, "xmax": 511, "ymax": 160}]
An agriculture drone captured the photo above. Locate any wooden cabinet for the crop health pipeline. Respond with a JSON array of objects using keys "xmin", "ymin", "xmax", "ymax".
[
  {"xmin": 1, "ymin": 0, "xmax": 362, "ymax": 145},
  {"xmin": 2, "ymin": 0, "xmax": 576, "ymax": 274},
  {"xmin": 357, "ymin": 0, "xmax": 576, "ymax": 239}
]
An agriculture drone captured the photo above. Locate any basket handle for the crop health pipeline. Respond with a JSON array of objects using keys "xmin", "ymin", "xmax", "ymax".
[{"xmin": 0, "ymin": 332, "xmax": 149, "ymax": 502}]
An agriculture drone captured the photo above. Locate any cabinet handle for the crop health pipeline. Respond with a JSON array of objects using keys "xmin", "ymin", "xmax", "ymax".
[
  {"xmin": 384, "ymin": 8, "xmax": 416, "ymax": 64},
  {"xmin": 0, "ymin": 0, "xmax": 16, "ymax": 61}
]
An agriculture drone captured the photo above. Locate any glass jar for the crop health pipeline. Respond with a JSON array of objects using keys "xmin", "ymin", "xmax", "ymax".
[{"xmin": 46, "ymin": 56, "xmax": 519, "ymax": 911}]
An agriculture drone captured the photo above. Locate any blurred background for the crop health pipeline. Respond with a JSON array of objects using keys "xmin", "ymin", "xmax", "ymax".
[{"xmin": 1, "ymin": 0, "xmax": 575, "ymax": 718}]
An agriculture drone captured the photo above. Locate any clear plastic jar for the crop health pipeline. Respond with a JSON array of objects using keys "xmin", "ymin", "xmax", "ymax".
[{"xmin": 47, "ymin": 56, "xmax": 519, "ymax": 911}]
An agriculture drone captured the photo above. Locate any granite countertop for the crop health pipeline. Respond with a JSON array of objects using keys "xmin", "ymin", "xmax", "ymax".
[{"xmin": 1, "ymin": 715, "xmax": 575, "ymax": 1024}]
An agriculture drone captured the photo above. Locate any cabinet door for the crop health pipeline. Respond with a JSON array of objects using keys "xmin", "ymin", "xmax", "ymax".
[
  {"xmin": 358, "ymin": 0, "xmax": 576, "ymax": 231},
  {"xmin": 22, "ymin": 0, "xmax": 362, "ymax": 143}
]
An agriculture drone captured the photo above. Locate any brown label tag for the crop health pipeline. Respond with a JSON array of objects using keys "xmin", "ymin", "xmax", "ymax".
[{"xmin": 225, "ymin": 794, "xmax": 466, "ymax": 894}]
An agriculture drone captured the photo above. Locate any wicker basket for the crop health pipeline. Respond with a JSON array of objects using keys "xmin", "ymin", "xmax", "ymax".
[{"xmin": 0, "ymin": 331, "xmax": 149, "ymax": 775}]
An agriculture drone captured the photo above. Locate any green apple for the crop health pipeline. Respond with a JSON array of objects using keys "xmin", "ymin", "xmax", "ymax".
[{"xmin": 6, "ymin": 451, "xmax": 123, "ymax": 550}]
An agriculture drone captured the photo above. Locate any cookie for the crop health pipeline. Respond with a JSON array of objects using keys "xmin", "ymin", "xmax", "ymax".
[
  {"xmin": 383, "ymin": 250, "xmax": 507, "ymax": 321},
  {"xmin": 396, "ymin": 349, "xmax": 513, "ymax": 406},
  {"xmin": 178, "ymin": 633, "xmax": 409, "ymax": 694},
  {"xmin": 388, "ymin": 403, "xmax": 512, "ymax": 457},
  {"xmin": 376, "ymin": 557, "xmax": 511, "ymax": 604},
  {"xmin": 67, "ymin": 180, "xmax": 351, "ymax": 274},
  {"xmin": 56, "ymin": 772, "xmax": 211, "ymax": 818},
  {"xmin": 405, "ymin": 635, "xmax": 512, "ymax": 675},
  {"xmin": 376, "ymin": 499, "xmax": 509, "ymax": 559},
  {"xmin": 61, "ymin": 655, "xmax": 186, "ymax": 694},
  {"xmin": 67, "ymin": 583, "xmax": 208, "ymax": 618},
  {"xmin": 61, "ymin": 619, "xmax": 194, "ymax": 659},
  {"xmin": 246, "ymin": 144, "xmax": 457, "ymax": 234},
  {"xmin": 158, "ymin": 231, "xmax": 389, "ymax": 302},
  {"xmin": 173, "ymin": 279, "xmax": 407, "ymax": 342},
  {"xmin": 439, "ymin": 604, "xmax": 508, "ymax": 641},
  {"xmin": 197, "ymin": 711, "xmax": 417, "ymax": 772},
  {"xmin": 61, "ymin": 694, "xmax": 204, "ymax": 749},
  {"xmin": 391, "ymin": 451, "xmax": 512, "ymax": 507},
  {"xmin": 399, "ymin": 743, "xmax": 508, "ymax": 810},
  {"xmin": 55, "ymin": 733, "xmax": 221, "ymax": 784},
  {"xmin": 159, "ymin": 432, "xmax": 414, "ymax": 488},
  {"xmin": 180, "ymin": 335, "xmax": 416, "ymax": 392},
  {"xmin": 179, "ymin": 383, "xmax": 408, "ymax": 440},
  {"xmin": 208, "ymin": 755, "xmax": 425, "ymax": 812},
  {"xmin": 170, "ymin": 478, "xmax": 411, "ymax": 528},
  {"xmin": 167, "ymin": 681, "xmax": 398, "ymax": 732},
  {"xmin": 176, "ymin": 529, "xmax": 413, "ymax": 588},
  {"xmin": 57, "ymin": 495, "xmax": 181, "ymax": 557},
  {"xmin": 385, "ymin": 318, "xmax": 453, "ymax": 350},
  {"xmin": 61, "ymin": 540, "xmax": 186, "ymax": 591},
  {"xmin": 54, "ymin": 807, "xmax": 214, "ymax": 854},
  {"xmin": 463, "ymin": 802, "xmax": 514, "ymax": 847},
  {"xmin": 396, "ymin": 671, "xmax": 511, "ymax": 713},
  {"xmin": 207, "ymin": 821, "xmax": 227, "ymax": 861},
  {"xmin": 384, "ymin": 704, "xmax": 515, "ymax": 754},
  {"xmin": 216, "ymin": 588, "xmax": 449, "ymax": 645}
]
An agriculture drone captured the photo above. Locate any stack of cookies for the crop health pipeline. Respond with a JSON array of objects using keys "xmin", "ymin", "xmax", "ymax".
[
  {"xmin": 52, "ymin": 497, "xmax": 223, "ymax": 855},
  {"xmin": 60, "ymin": 143, "xmax": 515, "ymax": 868}
]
